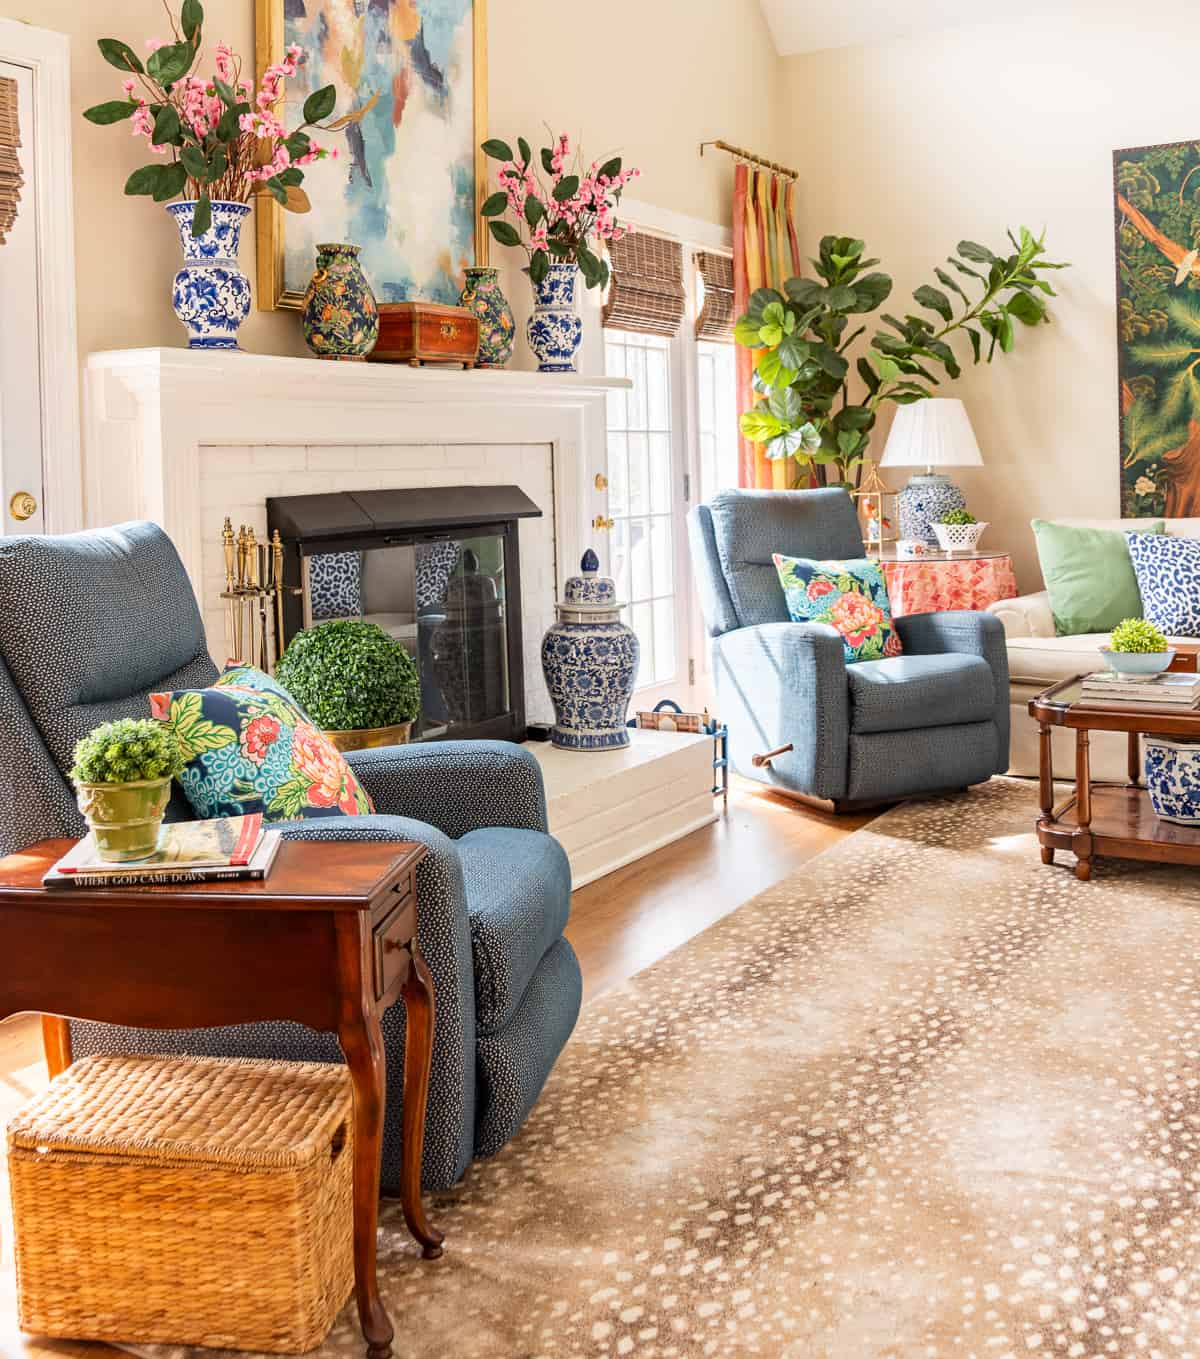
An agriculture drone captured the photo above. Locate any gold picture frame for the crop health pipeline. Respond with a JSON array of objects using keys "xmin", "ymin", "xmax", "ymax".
[{"xmin": 254, "ymin": 0, "xmax": 489, "ymax": 311}]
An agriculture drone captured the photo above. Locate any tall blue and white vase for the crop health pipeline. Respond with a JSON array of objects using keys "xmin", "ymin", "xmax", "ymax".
[
  {"xmin": 526, "ymin": 262, "xmax": 584, "ymax": 373},
  {"xmin": 896, "ymin": 473, "xmax": 967, "ymax": 545},
  {"xmin": 167, "ymin": 200, "xmax": 252, "ymax": 351},
  {"xmin": 541, "ymin": 549, "xmax": 639, "ymax": 750}
]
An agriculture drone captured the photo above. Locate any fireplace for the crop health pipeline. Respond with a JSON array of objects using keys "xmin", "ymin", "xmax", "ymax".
[{"xmin": 267, "ymin": 486, "xmax": 543, "ymax": 744}]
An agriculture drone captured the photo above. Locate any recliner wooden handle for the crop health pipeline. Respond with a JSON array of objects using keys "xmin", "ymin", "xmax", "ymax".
[{"xmin": 751, "ymin": 743, "xmax": 794, "ymax": 768}]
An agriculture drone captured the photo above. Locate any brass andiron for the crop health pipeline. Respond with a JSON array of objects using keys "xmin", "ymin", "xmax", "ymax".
[{"xmin": 219, "ymin": 518, "xmax": 298, "ymax": 673}]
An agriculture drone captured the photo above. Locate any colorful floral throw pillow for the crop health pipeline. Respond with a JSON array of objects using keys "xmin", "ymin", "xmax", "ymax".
[
  {"xmin": 150, "ymin": 665, "xmax": 374, "ymax": 822},
  {"xmin": 772, "ymin": 554, "xmax": 903, "ymax": 663}
]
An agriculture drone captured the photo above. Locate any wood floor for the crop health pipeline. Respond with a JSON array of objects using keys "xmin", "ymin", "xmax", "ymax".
[{"xmin": 0, "ymin": 780, "xmax": 873, "ymax": 1359}]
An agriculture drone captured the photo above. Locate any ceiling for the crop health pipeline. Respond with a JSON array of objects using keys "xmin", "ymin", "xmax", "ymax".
[{"xmin": 759, "ymin": 0, "xmax": 1043, "ymax": 56}]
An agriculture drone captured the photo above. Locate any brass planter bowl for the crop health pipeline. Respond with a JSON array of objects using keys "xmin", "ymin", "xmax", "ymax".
[
  {"xmin": 322, "ymin": 721, "xmax": 413, "ymax": 754},
  {"xmin": 74, "ymin": 777, "xmax": 173, "ymax": 862}
]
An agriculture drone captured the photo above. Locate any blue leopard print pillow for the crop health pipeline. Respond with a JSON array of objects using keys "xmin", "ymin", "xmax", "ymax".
[{"xmin": 1127, "ymin": 532, "xmax": 1200, "ymax": 636}]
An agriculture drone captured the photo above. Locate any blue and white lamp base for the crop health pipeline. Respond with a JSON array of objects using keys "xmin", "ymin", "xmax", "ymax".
[{"xmin": 896, "ymin": 472, "xmax": 967, "ymax": 545}]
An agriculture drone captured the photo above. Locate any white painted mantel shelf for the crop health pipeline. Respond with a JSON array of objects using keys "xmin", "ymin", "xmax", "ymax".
[{"xmin": 84, "ymin": 347, "xmax": 717, "ymax": 882}]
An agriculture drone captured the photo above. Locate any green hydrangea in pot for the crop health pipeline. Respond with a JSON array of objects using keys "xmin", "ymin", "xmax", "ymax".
[
  {"xmin": 70, "ymin": 718, "xmax": 184, "ymax": 862},
  {"xmin": 931, "ymin": 506, "xmax": 987, "ymax": 553},
  {"xmin": 275, "ymin": 619, "xmax": 421, "ymax": 753},
  {"xmin": 1101, "ymin": 617, "xmax": 1174, "ymax": 678}
]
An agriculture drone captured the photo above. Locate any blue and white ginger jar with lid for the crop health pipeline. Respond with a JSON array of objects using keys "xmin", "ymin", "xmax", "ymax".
[{"xmin": 541, "ymin": 549, "xmax": 639, "ymax": 750}]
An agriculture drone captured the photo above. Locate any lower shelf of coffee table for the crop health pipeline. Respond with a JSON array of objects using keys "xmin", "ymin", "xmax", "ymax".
[{"xmin": 1038, "ymin": 784, "xmax": 1200, "ymax": 866}]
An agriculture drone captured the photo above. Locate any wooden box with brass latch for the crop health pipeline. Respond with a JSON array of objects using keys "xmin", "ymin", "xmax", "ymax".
[{"xmin": 367, "ymin": 302, "xmax": 480, "ymax": 368}]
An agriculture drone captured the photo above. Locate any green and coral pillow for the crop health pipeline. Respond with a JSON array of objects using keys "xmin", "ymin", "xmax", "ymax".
[
  {"xmin": 149, "ymin": 664, "xmax": 373, "ymax": 822},
  {"xmin": 772, "ymin": 553, "xmax": 902, "ymax": 663}
]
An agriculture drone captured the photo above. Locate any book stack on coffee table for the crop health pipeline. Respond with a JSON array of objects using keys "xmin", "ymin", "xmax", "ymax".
[{"xmin": 1079, "ymin": 670, "xmax": 1200, "ymax": 713}]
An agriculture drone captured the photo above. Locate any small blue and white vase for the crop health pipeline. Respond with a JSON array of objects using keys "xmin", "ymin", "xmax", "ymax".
[
  {"xmin": 527, "ymin": 262, "xmax": 584, "ymax": 373},
  {"xmin": 1144, "ymin": 736, "xmax": 1200, "ymax": 825},
  {"xmin": 896, "ymin": 473, "xmax": 967, "ymax": 545},
  {"xmin": 541, "ymin": 549, "xmax": 639, "ymax": 750},
  {"xmin": 167, "ymin": 200, "xmax": 252, "ymax": 351}
]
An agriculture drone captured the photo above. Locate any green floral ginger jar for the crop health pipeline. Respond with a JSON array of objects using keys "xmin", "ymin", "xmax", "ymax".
[
  {"xmin": 302, "ymin": 242, "xmax": 379, "ymax": 361},
  {"xmin": 458, "ymin": 266, "xmax": 514, "ymax": 368}
]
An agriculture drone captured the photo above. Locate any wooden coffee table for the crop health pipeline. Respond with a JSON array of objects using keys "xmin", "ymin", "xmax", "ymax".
[
  {"xmin": 0, "ymin": 838, "xmax": 438, "ymax": 1359},
  {"xmin": 1030, "ymin": 674, "xmax": 1200, "ymax": 880}
]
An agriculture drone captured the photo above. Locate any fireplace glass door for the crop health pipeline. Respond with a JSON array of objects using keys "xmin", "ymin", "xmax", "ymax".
[{"xmin": 304, "ymin": 533, "xmax": 511, "ymax": 741}]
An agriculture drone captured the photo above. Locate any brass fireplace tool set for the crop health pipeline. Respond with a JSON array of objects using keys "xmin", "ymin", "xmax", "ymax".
[{"xmin": 220, "ymin": 518, "xmax": 297, "ymax": 673}]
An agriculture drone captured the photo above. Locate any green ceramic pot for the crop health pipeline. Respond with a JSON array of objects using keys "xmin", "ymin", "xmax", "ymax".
[
  {"xmin": 74, "ymin": 777, "xmax": 172, "ymax": 862},
  {"xmin": 458, "ymin": 266, "xmax": 515, "ymax": 367},
  {"xmin": 301, "ymin": 243, "xmax": 380, "ymax": 361}
]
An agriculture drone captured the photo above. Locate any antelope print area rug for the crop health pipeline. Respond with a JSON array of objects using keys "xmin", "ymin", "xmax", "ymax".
[{"xmin": 120, "ymin": 779, "xmax": 1200, "ymax": 1357}]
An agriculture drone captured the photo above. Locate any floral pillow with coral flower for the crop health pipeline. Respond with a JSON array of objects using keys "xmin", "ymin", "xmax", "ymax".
[
  {"xmin": 149, "ymin": 664, "xmax": 373, "ymax": 822},
  {"xmin": 771, "ymin": 554, "xmax": 902, "ymax": 664}
]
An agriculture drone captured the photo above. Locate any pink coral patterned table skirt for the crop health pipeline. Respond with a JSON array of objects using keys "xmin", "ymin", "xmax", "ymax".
[{"xmin": 880, "ymin": 555, "xmax": 1017, "ymax": 618}]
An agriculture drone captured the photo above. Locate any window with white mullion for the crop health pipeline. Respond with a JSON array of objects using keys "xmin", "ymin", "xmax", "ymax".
[{"xmin": 604, "ymin": 329, "xmax": 678, "ymax": 689}]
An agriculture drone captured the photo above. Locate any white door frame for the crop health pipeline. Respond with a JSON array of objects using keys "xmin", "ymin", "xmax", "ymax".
[{"xmin": 0, "ymin": 18, "xmax": 81, "ymax": 535}]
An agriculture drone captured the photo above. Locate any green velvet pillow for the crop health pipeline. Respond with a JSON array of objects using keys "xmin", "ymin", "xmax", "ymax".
[{"xmin": 1032, "ymin": 519, "xmax": 1164, "ymax": 636}]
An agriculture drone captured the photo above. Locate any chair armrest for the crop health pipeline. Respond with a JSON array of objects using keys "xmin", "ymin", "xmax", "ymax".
[
  {"xmin": 344, "ymin": 739, "xmax": 548, "ymax": 837},
  {"xmin": 986, "ymin": 589, "xmax": 1054, "ymax": 639},
  {"xmin": 712, "ymin": 621, "xmax": 849, "ymax": 799}
]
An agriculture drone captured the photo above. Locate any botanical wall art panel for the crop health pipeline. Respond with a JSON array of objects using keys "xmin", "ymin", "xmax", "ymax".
[
  {"xmin": 1114, "ymin": 139, "xmax": 1200, "ymax": 517},
  {"xmin": 256, "ymin": 0, "xmax": 486, "ymax": 310}
]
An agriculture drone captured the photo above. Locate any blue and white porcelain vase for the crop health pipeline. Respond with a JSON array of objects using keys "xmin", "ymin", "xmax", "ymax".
[
  {"xmin": 541, "ymin": 549, "xmax": 639, "ymax": 750},
  {"xmin": 1144, "ymin": 736, "xmax": 1200, "ymax": 825},
  {"xmin": 896, "ymin": 473, "xmax": 967, "ymax": 545},
  {"xmin": 166, "ymin": 200, "xmax": 252, "ymax": 351},
  {"xmin": 527, "ymin": 262, "xmax": 584, "ymax": 373}
]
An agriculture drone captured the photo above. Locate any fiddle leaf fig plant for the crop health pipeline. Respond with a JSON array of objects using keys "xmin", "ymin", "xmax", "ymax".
[{"xmin": 736, "ymin": 228, "xmax": 1068, "ymax": 486}]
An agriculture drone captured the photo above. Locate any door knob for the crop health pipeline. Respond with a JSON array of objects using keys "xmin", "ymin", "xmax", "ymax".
[
  {"xmin": 592, "ymin": 515, "xmax": 614, "ymax": 531},
  {"xmin": 594, "ymin": 473, "xmax": 609, "ymax": 491},
  {"xmin": 9, "ymin": 491, "xmax": 37, "ymax": 522}
]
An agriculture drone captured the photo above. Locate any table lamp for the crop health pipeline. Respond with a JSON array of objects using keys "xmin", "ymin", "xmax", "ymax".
[{"xmin": 878, "ymin": 398, "xmax": 983, "ymax": 545}]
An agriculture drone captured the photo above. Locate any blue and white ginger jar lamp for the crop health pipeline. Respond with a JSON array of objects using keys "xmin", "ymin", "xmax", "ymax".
[
  {"xmin": 166, "ymin": 200, "xmax": 252, "ymax": 351},
  {"xmin": 878, "ymin": 398, "xmax": 983, "ymax": 545},
  {"xmin": 541, "ymin": 549, "xmax": 639, "ymax": 750}
]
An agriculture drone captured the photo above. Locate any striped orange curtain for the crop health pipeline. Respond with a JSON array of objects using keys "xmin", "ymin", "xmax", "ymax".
[{"xmin": 734, "ymin": 163, "xmax": 802, "ymax": 488}]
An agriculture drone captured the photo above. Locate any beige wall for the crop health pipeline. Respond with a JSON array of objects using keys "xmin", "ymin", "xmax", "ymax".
[
  {"xmin": 781, "ymin": 0, "xmax": 1193, "ymax": 591},
  {"xmin": 0, "ymin": 0, "xmax": 781, "ymax": 363}
]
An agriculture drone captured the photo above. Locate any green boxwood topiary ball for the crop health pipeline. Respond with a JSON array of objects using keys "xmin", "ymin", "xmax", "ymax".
[
  {"xmin": 1109, "ymin": 616, "xmax": 1168, "ymax": 653},
  {"xmin": 71, "ymin": 718, "xmax": 184, "ymax": 785},
  {"xmin": 275, "ymin": 620, "xmax": 421, "ymax": 731}
]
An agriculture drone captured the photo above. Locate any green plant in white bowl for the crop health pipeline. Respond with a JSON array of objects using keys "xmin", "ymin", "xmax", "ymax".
[
  {"xmin": 71, "ymin": 718, "xmax": 183, "ymax": 861},
  {"xmin": 932, "ymin": 506, "xmax": 987, "ymax": 552},
  {"xmin": 1102, "ymin": 617, "xmax": 1173, "ymax": 678}
]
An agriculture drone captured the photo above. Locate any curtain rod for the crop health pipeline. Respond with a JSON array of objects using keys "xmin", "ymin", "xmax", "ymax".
[{"xmin": 699, "ymin": 139, "xmax": 798, "ymax": 181}]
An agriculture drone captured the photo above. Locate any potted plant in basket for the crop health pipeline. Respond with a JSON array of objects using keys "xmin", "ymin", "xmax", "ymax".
[
  {"xmin": 275, "ymin": 620, "xmax": 421, "ymax": 753},
  {"xmin": 71, "ymin": 718, "xmax": 184, "ymax": 862},
  {"xmin": 1101, "ymin": 617, "xmax": 1175, "ymax": 678},
  {"xmin": 479, "ymin": 132, "xmax": 640, "ymax": 372},
  {"xmin": 82, "ymin": 0, "xmax": 356, "ymax": 350},
  {"xmin": 932, "ymin": 507, "xmax": 987, "ymax": 552}
]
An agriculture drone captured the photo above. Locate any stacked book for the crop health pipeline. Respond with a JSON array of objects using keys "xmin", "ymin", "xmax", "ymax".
[
  {"xmin": 1080, "ymin": 670, "xmax": 1200, "ymax": 713},
  {"xmin": 43, "ymin": 813, "xmax": 281, "ymax": 889}
]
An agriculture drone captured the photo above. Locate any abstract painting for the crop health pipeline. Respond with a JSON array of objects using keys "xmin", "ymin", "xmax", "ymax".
[
  {"xmin": 1114, "ymin": 139, "xmax": 1200, "ymax": 517},
  {"xmin": 256, "ymin": 0, "xmax": 486, "ymax": 310}
]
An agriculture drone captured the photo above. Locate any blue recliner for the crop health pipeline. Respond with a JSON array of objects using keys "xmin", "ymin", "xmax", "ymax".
[
  {"xmin": 0, "ymin": 521, "xmax": 581, "ymax": 1191},
  {"xmin": 688, "ymin": 488, "xmax": 1009, "ymax": 809}
]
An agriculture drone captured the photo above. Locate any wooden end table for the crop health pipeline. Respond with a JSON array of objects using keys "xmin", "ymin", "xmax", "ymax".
[
  {"xmin": 0, "ymin": 837, "xmax": 441, "ymax": 1359},
  {"xmin": 1030, "ymin": 675, "xmax": 1200, "ymax": 881}
]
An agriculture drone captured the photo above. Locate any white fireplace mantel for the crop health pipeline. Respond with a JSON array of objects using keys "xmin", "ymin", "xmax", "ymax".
[{"xmin": 84, "ymin": 347, "xmax": 627, "ymax": 598}]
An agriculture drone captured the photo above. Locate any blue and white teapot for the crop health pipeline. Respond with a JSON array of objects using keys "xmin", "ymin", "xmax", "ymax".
[{"xmin": 541, "ymin": 549, "xmax": 639, "ymax": 750}]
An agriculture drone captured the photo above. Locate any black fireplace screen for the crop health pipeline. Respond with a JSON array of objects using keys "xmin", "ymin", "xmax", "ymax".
[{"xmin": 267, "ymin": 487, "xmax": 542, "ymax": 744}]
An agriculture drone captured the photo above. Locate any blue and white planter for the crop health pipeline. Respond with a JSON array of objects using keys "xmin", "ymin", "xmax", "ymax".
[
  {"xmin": 167, "ymin": 200, "xmax": 252, "ymax": 351},
  {"xmin": 896, "ymin": 473, "xmax": 967, "ymax": 545},
  {"xmin": 527, "ymin": 263, "xmax": 583, "ymax": 373},
  {"xmin": 1144, "ymin": 736, "xmax": 1200, "ymax": 825},
  {"xmin": 541, "ymin": 549, "xmax": 639, "ymax": 750}
]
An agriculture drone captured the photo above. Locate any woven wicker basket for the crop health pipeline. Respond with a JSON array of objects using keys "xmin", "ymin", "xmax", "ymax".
[{"xmin": 8, "ymin": 1053, "xmax": 354, "ymax": 1353}]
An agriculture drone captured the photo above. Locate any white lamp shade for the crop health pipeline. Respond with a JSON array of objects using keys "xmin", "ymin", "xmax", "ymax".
[{"xmin": 878, "ymin": 398, "xmax": 984, "ymax": 470}]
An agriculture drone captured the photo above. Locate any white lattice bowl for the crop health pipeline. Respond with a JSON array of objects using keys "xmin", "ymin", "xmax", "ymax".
[{"xmin": 932, "ymin": 520, "xmax": 987, "ymax": 552}]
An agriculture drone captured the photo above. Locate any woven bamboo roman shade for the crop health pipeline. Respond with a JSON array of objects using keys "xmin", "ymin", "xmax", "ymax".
[
  {"xmin": 694, "ymin": 251, "xmax": 735, "ymax": 343},
  {"xmin": 0, "ymin": 78, "xmax": 21, "ymax": 247},
  {"xmin": 602, "ymin": 231, "xmax": 685, "ymax": 337}
]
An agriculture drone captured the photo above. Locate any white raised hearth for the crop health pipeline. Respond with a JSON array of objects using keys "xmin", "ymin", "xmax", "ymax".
[{"xmin": 84, "ymin": 347, "xmax": 718, "ymax": 882}]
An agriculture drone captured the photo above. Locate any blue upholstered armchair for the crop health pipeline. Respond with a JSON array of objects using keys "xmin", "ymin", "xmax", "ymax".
[
  {"xmin": 688, "ymin": 488, "xmax": 1009, "ymax": 809},
  {"xmin": 0, "ymin": 522, "xmax": 581, "ymax": 1191}
]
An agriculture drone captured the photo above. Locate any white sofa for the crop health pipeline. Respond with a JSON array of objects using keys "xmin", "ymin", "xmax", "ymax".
[{"xmin": 987, "ymin": 516, "xmax": 1200, "ymax": 782}]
